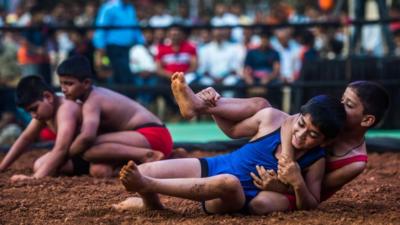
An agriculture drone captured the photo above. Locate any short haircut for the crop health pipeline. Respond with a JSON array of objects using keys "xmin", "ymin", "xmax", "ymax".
[
  {"xmin": 57, "ymin": 55, "xmax": 93, "ymax": 81},
  {"xmin": 348, "ymin": 80, "xmax": 390, "ymax": 127},
  {"xmin": 300, "ymin": 95, "xmax": 346, "ymax": 139},
  {"xmin": 15, "ymin": 75, "xmax": 54, "ymax": 108}
]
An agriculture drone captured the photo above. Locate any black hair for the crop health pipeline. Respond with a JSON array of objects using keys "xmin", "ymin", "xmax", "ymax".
[
  {"xmin": 348, "ymin": 80, "xmax": 390, "ymax": 127},
  {"xmin": 300, "ymin": 95, "xmax": 346, "ymax": 139},
  {"xmin": 57, "ymin": 55, "xmax": 93, "ymax": 81},
  {"xmin": 15, "ymin": 75, "xmax": 54, "ymax": 108}
]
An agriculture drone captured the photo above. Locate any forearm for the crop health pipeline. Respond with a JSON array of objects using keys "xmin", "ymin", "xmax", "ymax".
[
  {"xmin": 33, "ymin": 149, "xmax": 68, "ymax": 178},
  {"xmin": 292, "ymin": 180, "xmax": 319, "ymax": 210},
  {"xmin": 69, "ymin": 135, "xmax": 94, "ymax": 156}
]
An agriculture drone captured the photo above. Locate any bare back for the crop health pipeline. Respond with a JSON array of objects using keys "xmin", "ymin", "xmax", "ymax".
[{"xmin": 85, "ymin": 87, "xmax": 162, "ymax": 133}]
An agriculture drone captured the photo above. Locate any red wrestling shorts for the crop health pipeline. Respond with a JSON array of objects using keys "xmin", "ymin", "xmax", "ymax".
[{"xmin": 135, "ymin": 123, "xmax": 173, "ymax": 158}]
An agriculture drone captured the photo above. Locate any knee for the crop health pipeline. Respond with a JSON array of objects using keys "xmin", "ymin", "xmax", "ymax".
[
  {"xmin": 89, "ymin": 165, "xmax": 113, "ymax": 178},
  {"xmin": 215, "ymin": 174, "xmax": 241, "ymax": 194},
  {"xmin": 248, "ymin": 197, "xmax": 273, "ymax": 215},
  {"xmin": 253, "ymin": 97, "xmax": 271, "ymax": 109},
  {"xmin": 138, "ymin": 163, "xmax": 154, "ymax": 177}
]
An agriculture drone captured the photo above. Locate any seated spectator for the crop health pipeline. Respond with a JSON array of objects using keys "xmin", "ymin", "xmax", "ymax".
[
  {"xmin": 129, "ymin": 41, "xmax": 157, "ymax": 105},
  {"xmin": 155, "ymin": 24, "xmax": 198, "ymax": 84},
  {"xmin": 270, "ymin": 28, "xmax": 301, "ymax": 83},
  {"xmin": 197, "ymin": 28, "xmax": 245, "ymax": 96},
  {"xmin": 243, "ymin": 30, "xmax": 280, "ymax": 86}
]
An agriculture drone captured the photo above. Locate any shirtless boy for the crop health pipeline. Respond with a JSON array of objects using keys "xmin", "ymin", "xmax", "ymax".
[
  {"xmin": 56, "ymin": 55, "xmax": 173, "ymax": 177},
  {"xmin": 0, "ymin": 76, "xmax": 85, "ymax": 181}
]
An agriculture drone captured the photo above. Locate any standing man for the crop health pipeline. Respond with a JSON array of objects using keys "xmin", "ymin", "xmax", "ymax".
[{"xmin": 93, "ymin": 0, "xmax": 145, "ymax": 84}]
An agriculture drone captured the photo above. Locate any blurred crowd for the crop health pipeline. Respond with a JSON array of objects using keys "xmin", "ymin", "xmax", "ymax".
[{"xmin": 0, "ymin": 0, "xmax": 400, "ymax": 145}]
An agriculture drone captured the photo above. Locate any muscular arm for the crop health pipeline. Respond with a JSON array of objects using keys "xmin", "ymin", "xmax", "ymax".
[
  {"xmin": 280, "ymin": 115, "xmax": 298, "ymax": 160},
  {"xmin": 292, "ymin": 158, "xmax": 325, "ymax": 209},
  {"xmin": 69, "ymin": 100, "xmax": 101, "ymax": 156},
  {"xmin": 0, "ymin": 120, "xmax": 43, "ymax": 171},
  {"xmin": 33, "ymin": 103, "xmax": 80, "ymax": 178},
  {"xmin": 227, "ymin": 108, "xmax": 287, "ymax": 139},
  {"xmin": 323, "ymin": 162, "xmax": 366, "ymax": 192}
]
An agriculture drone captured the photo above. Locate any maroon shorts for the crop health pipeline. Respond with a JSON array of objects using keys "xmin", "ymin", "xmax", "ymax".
[
  {"xmin": 285, "ymin": 194, "xmax": 296, "ymax": 211},
  {"xmin": 135, "ymin": 123, "xmax": 173, "ymax": 158}
]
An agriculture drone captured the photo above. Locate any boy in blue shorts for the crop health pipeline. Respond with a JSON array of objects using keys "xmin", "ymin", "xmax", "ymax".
[{"xmin": 114, "ymin": 72, "xmax": 346, "ymax": 214}]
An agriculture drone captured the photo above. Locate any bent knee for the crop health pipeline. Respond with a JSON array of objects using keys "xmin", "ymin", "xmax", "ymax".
[
  {"xmin": 215, "ymin": 174, "xmax": 241, "ymax": 194},
  {"xmin": 253, "ymin": 97, "xmax": 271, "ymax": 109},
  {"xmin": 90, "ymin": 165, "xmax": 113, "ymax": 178}
]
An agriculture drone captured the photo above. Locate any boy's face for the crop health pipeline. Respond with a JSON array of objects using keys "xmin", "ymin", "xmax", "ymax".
[
  {"xmin": 341, "ymin": 87, "xmax": 365, "ymax": 128},
  {"xmin": 291, "ymin": 114, "xmax": 326, "ymax": 150},
  {"xmin": 25, "ymin": 94, "xmax": 54, "ymax": 121},
  {"xmin": 59, "ymin": 76, "xmax": 87, "ymax": 100}
]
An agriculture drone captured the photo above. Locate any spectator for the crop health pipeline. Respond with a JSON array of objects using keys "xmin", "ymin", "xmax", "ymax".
[
  {"xmin": 149, "ymin": 2, "xmax": 173, "ymax": 28},
  {"xmin": 93, "ymin": 0, "xmax": 145, "ymax": 84},
  {"xmin": 271, "ymin": 28, "xmax": 301, "ymax": 83},
  {"xmin": 243, "ymin": 30, "xmax": 280, "ymax": 86},
  {"xmin": 197, "ymin": 27, "xmax": 245, "ymax": 96},
  {"xmin": 155, "ymin": 24, "xmax": 197, "ymax": 84},
  {"xmin": 129, "ymin": 35, "xmax": 157, "ymax": 105}
]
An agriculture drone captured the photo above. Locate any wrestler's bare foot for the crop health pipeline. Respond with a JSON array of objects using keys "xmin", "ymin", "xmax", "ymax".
[
  {"xmin": 142, "ymin": 150, "xmax": 164, "ymax": 163},
  {"xmin": 112, "ymin": 196, "xmax": 164, "ymax": 212},
  {"xmin": 112, "ymin": 197, "xmax": 144, "ymax": 212},
  {"xmin": 120, "ymin": 161, "xmax": 149, "ymax": 193},
  {"xmin": 171, "ymin": 72, "xmax": 206, "ymax": 119}
]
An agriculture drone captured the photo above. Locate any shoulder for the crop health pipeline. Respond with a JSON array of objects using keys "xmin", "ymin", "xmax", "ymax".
[
  {"xmin": 59, "ymin": 99, "xmax": 81, "ymax": 113},
  {"xmin": 256, "ymin": 108, "xmax": 288, "ymax": 121},
  {"xmin": 256, "ymin": 108, "xmax": 288, "ymax": 128}
]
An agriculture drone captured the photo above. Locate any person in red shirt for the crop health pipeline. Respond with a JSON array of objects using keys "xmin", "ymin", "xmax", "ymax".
[{"xmin": 155, "ymin": 24, "xmax": 198, "ymax": 84}]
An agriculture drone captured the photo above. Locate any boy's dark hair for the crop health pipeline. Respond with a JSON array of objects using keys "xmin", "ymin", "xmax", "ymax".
[
  {"xmin": 300, "ymin": 95, "xmax": 346, "ymax": 139},
  {"xmin": 348, "ymin": 80, "xmax": 390, "ymax": 127},
  {"xmin": 57, "ymin": 55, "xmax": 93, "ymax": 81},
  {"xmin": 16, "ymin": 75, "xmax": 54, "ymax": 108}
]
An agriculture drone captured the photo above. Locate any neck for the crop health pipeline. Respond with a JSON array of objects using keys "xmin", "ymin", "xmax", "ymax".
[
  {"xmin": 81, "ymin": 86, "xmax": 93, "ymax": 102},
  {"xmin": 337, "ymin": 127, "xmax": 366, "ymax": 144}
]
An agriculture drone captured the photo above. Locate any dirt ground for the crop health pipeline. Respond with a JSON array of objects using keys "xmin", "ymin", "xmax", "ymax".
[{"xmin": 0, "ymin": 150, "xmax": 399, "ymax": 225}]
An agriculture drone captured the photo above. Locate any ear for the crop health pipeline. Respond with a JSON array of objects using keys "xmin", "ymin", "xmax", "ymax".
[
  {"xmin": 82, "ymin": 79, "xmax": 92, "ymax": 89},
  {"xmin": 361, "ymin": 114, "xmax": 375, "ymax": 128},
  {"xmin": 43, "ymin": 91, "xmax": 54, "ymax": 103}
]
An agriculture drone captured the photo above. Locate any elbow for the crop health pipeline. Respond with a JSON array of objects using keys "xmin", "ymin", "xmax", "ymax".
[{"xmin": 81, "ymin": 135, "xmax": 96, "ymax": 146}]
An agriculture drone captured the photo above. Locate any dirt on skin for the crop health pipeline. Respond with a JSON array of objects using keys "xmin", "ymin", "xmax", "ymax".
[{"xmin": 0, "ymin": 150, "xmax": 399, "ymax": 225}]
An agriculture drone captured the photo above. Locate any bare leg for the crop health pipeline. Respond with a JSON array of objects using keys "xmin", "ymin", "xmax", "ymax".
[
  {"xmin": 248, "ymin": 191, "xmax": 290, "ymax": 215},
  {"xmin": 113, "ymin": 158, "xmax": 202, "ymax": 211},
  {"xmin": 171, "ymin": 72, "xmax": 270, "ymax": 137},
  {"xmin": 83, "ymin": 131, "xmax": 164, "ymax": 163},
  {"xmin": 83, "ymin": 143, "xmax": 164, "ymax": 164},
  {"xmin": 119, "ymin": 161, "xmax": 246, "ymax": 213}
]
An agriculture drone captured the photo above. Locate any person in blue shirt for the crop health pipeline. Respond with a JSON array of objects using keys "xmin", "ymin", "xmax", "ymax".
[
  {"xmin": 93, "ymin": 0, "xmax": 145, "ymax": 84},
  {"xmin": 113, "ymin": 72, "xmax": 346, "ymax": 215},
  {"xmin": 243, "ymin": 30, "xmax": 280, "ymax": 86}
]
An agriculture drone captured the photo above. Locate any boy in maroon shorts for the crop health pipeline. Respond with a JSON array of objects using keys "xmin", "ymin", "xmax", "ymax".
[{"xmin": 56, "ymin": 55, "xmax": 173, "ymax": 177}]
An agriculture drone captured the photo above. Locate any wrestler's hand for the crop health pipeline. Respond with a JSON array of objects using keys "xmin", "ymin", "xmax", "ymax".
[
  {"xmin": 196, "ymin": 87, "xmax": 221, "ymax": 107},
  {"xmin": 278, "ymin": 155, "xmax": 302, "ymax": 187},
  {"xmin": 251, "ymin": 165, "xmax": 281, "ymax": 191},
  {"xmin": 10, "ymin": 174, "xmax": 34, "ymax": 182}
]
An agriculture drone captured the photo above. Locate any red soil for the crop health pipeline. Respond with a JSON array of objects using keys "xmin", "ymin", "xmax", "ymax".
[{"xmin": 1, "ymin": 150, "xmax": 399, "ymax": 225}]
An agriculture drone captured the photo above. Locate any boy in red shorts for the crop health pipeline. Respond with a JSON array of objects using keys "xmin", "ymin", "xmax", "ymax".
[{"xmin": 56, "ymin": 55, "xmax": 173, "ymax": 177}]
